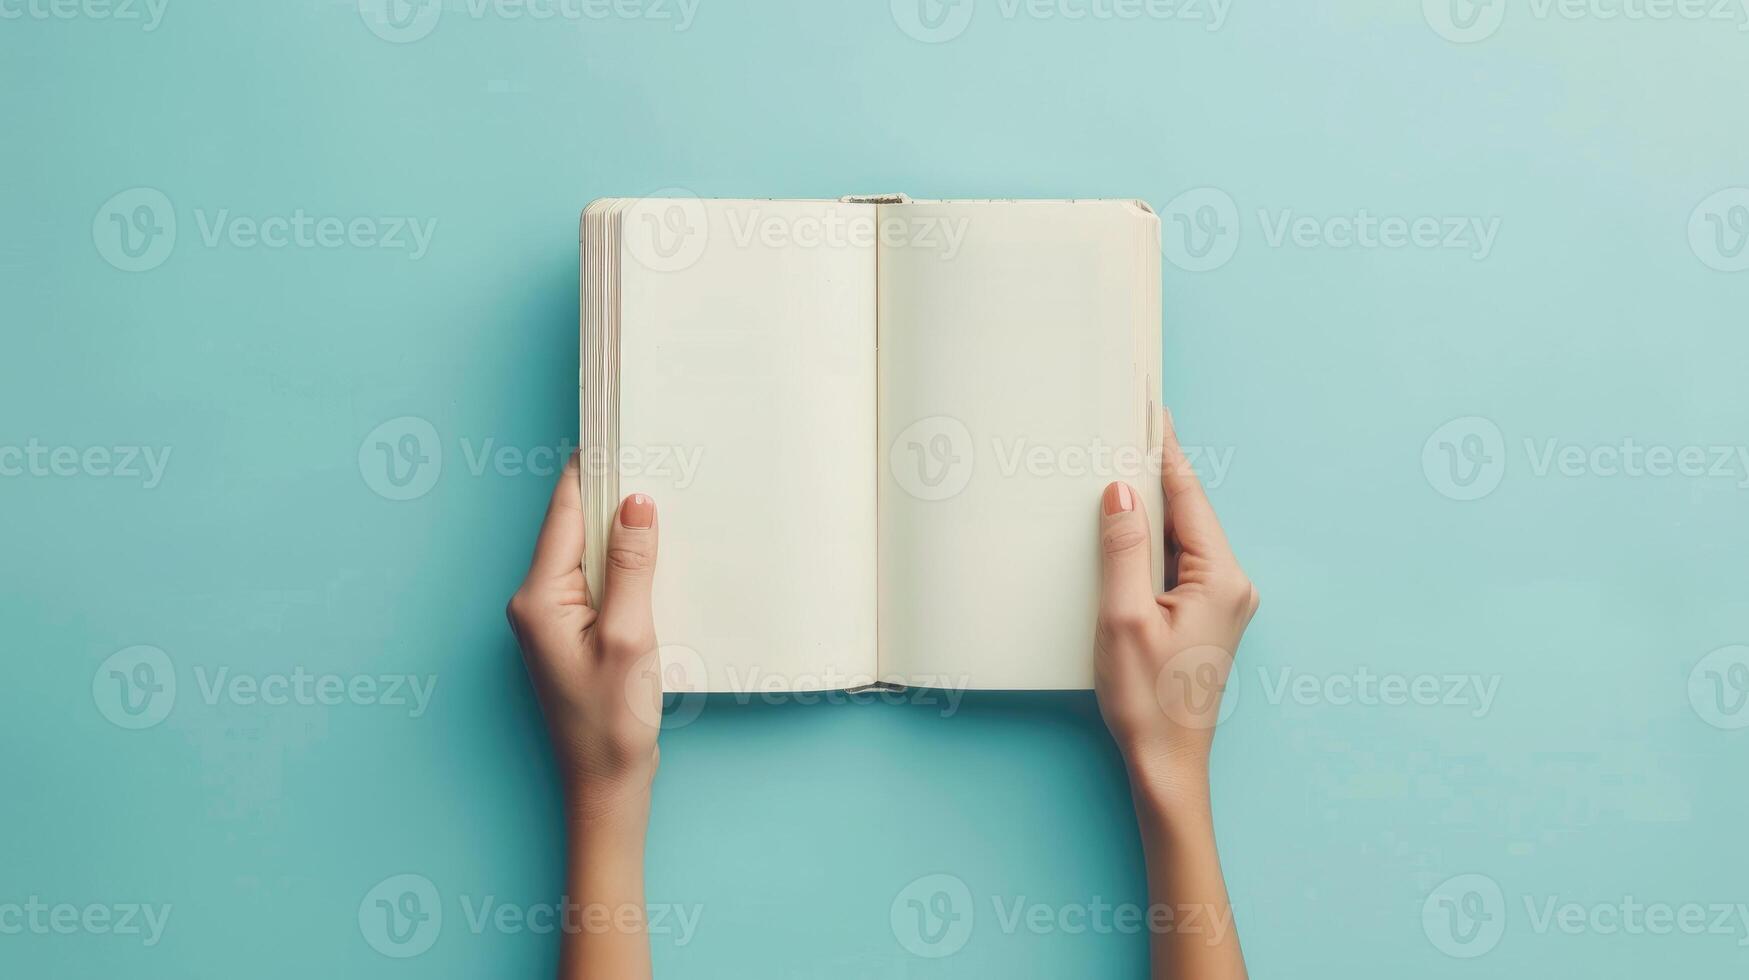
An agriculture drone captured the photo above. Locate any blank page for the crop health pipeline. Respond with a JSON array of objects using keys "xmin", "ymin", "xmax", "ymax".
[
  {"xmin": 614, "ymin": 200, "xmax": 878, "ymax": 692},
  {"xmin": 876, "ymin": 200, "xmax": 1163, "ymax": 690}
]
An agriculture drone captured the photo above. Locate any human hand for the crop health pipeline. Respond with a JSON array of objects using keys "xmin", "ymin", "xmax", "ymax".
[
  {"xmin": 507, "ymin": 453, "xmax": 664, "ymax": 817},
  {"xmin": 1094, "ymin": 411, "xmax": 1259, "ymax": 807}
]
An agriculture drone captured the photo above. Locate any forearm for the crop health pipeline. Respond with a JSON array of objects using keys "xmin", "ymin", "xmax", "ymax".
[
  {"xmin": 1130, "ymin": 771, "xmax": 1246, "ymax": 980},
  {"xmin": 558, "ymin": 789, "xmax": 652, "ymax": 980}
]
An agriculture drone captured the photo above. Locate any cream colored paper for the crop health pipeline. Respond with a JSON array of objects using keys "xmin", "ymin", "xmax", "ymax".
[
  {"xmin": 610, "ymin": 199, "xmax": 879, "ymax": 692},
  {"xmin": 875, "ymin": 200, "xmax": 1164, "ymax": 689},
  {"xmin": 582, "ymin": 197, "xmax": 1161, "ymax": 693}
]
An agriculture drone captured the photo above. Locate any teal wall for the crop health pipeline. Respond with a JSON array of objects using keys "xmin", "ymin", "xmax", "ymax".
[{"xmin": 4, "ymin": 0, "xmax": 1747, "ymax": 976}]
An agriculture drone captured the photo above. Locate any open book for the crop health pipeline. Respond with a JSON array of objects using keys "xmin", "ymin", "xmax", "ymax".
[{"xmin": 580, "ymin": 196, "xmax": 1163, "ymax": 692}]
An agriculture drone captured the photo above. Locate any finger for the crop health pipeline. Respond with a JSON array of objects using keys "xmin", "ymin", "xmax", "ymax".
[
  {"xmin": 1159, "ymin": 408, "xmax": 1233, "ymax": 561},
  {"xmin": 526, "ymin": 450, "xmax": 589, "ymax": 591},
  {"xmin": 1099, "ymin": 482, "xmax": 1158, "ymax": 617},
  {"xmin": 596, "ymin": 493, "xmax": 659, "ymax": 652}
]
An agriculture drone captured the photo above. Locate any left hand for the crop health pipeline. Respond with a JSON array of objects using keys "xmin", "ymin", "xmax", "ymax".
[{"xmin": 507, "ymin": 452, "xmax": 664, "ymax": 814}]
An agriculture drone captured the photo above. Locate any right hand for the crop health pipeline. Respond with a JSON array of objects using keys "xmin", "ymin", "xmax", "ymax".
[{"xmin": 1093, "ymin": 411, "xmax": 1259, "ymax": 798}]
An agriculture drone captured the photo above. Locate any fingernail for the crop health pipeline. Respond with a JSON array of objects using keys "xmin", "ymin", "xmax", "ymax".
[
  {"xmin": 1102, "ymin": 482, "xmax": 1136, "ymax": 515},
  {"xmin": 621, "ymin": 493, "xmax": 654, "ymax": 529}
]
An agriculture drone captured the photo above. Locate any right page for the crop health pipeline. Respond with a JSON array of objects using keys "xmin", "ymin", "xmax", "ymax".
[{"xmin": 876, "ymin": 200, "xmax": 1163, "ymax": 690}]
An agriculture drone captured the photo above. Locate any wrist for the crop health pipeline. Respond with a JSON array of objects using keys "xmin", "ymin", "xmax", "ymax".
[
  {"xmin": 564, "ymin": 769, "xmax": 654, "ymax": 832},
  {"xmin": 1122, "ymin": 745, "xmax": 1212, "ymax": 824}
]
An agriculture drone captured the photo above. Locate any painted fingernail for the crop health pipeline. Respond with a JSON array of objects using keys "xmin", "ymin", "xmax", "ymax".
[
  {"xmin": 621, "ymin": 493, "xmax": 655, "ymax": 529},
  {"xmin": 1102, "ymin": 482, "xmax": 1136, "ymax": 515}
]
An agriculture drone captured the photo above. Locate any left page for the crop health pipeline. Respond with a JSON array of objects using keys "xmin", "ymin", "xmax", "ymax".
[{"xmin": 599, "ymin": 198, "xmax": 879, "ymax": 692}]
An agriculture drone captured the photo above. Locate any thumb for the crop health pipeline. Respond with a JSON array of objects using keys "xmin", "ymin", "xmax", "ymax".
[
  {"xmin": 1099, "ymin": 482, "xmax": 1157, "ymax": 620},
  {"xmin": 597, "ymin": 493, "xmax": 659, "ymax": 653}
]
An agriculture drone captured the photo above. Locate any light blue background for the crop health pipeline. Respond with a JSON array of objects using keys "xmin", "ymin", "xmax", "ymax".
[{"xmin": 5, "ymin": 0, "xmax": 1748, "ymax": 976}]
